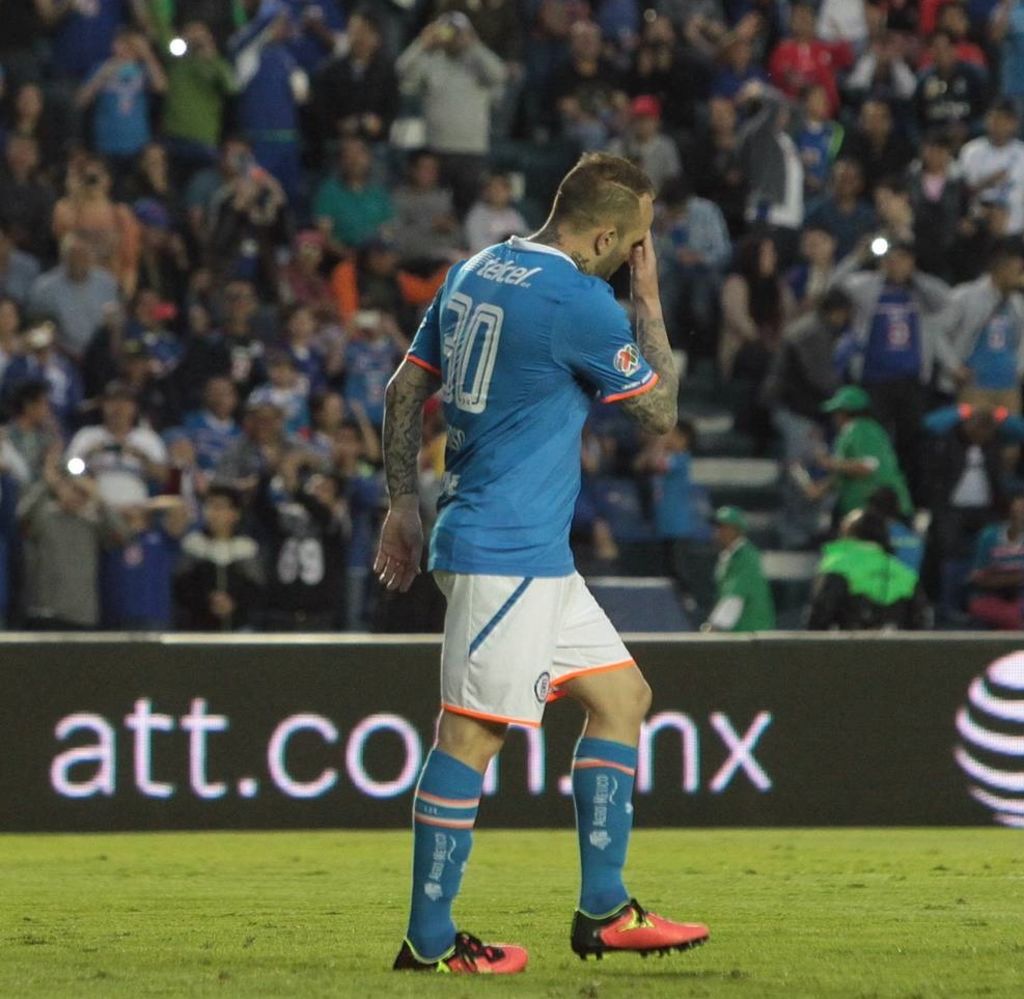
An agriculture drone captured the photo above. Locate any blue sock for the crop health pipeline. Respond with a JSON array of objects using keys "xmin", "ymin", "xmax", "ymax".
[
  {"xmin": 572, "ymin": 736, "xmax": 637, "ymax": 916},
  {"xmin": 406, "ymin": 748, "xmax": 482, "ymax": 960}
]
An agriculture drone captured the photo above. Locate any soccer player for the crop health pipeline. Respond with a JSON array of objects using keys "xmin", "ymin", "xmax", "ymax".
[{"xmin": 376, "ymin": 153, "xmax": 710, "ymax": 974}]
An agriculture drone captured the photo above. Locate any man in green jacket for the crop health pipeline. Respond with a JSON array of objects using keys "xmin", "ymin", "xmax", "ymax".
[
  {"xmin": 702, "ymin": 506, "xmax": 776, "ymax": 632},
  {"xmin": 803, "ymin": 385, "xmax": 913, "ymax": 518}
]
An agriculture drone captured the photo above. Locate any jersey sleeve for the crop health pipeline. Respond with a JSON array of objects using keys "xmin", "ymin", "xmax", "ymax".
[
  {"xmin": 405, "ymin": 287, "xmax": 444, "ymax": 377},
  {"xmin": 553, "ymin": 290, "xmax": 658, "ymax": 404}
]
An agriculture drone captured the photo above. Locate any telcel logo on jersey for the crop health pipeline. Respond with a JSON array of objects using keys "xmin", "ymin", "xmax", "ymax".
[
  {"xmin": 954, "ymin": 652, "xmax": 1024, "ymax": 828},
  {"xmin": 614, "ymin": 344, "xmax": 641, "ymax": 377},
  {"xmin": 474, "ymin": 258, "xmax": 542, "ymax": 288}
]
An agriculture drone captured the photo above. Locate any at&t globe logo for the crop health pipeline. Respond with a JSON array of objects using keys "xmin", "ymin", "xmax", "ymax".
[{"xmin": 955, "ymin": 652, "xmax": 1024, "ymax": 828}]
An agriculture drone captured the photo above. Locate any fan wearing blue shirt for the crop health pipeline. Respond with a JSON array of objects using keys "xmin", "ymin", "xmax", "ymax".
[{"xmin": 374, "ymin": 154, "xmax": 708, "ymax": 974}]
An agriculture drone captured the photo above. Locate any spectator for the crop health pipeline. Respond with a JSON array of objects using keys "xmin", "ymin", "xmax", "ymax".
[
  {"xmin": 75, "ymin": 28, "xmax": 168, "ymax": 169},
  {"xmin": 174, "ymin": 484, "xmax": 265, "ymax": 631},
  {"xmin": 844, "ymin": 31, "xmax": 918, "ymax": 108},
  {"xmin": 832, "ymin": 238, "xmax": 951, "ymax": 496},
  {"xmin": 134, "ymin": 197, "xmax": 190, "ymax": 303},
  {"xmin": 1, "ymin": 321, "xmax": 83, "ymax": 434},
  {"xmin": 278, "ymin": 231, "xmax": 335, "ymax": 312},
  {"xmin": 868, "ymin": 484, "xmax": 925, "ymax": 574},
  {"xmin": 939, "ymin": 238, "xmax": 1024, "ymax": 412},
  {"xmin": 340, "ymin": 309, "xmax": 406, "ymax": 428},
  {"xmin": 958, "ymin": 99, "xmax": 1024, "ymax": 236},
  {"xmin": 280, "ymin": 303, "xmax": 330, "ymax": 391},
  {"xmin": 253, "ymin": 450, "xmax": 349, "ymax": 630},
  {"xmin": 627, "ymin": 13, "xmax": 709, "ymax": 135},
  {"xmin": 28, "ymin": 235, "xmax": 120, "ymax": 363},
  {"xmin": 914, "ymin": 30, "xmax": 988, "ymax": 140},
  {"xmin": 397, "ymin": 12, "xmax": 505, "ymax": 213},
  {"xmin": 795, "ymin": 84, "xmax": 844, "ymax": 200},
  {"xmin": 3, "ymin": 379, "xmax": 60, "ymax": 484},
  {"xmin": 64, "ymin": 379, "xmax": 169, "ymax": 508},
  {"xmin": 0, "ymin": 136, "xmax": 56, "ymax": 262},
  {"xmin": 763, "ymin": 288, "xmax": 851, "ymax": 548},
  {"xmin": 736, "ymin": 84, "xmax": 804, "ymax": 258},
  {"xmin": 806, "ymin": 508, "xmax": 928, "ymax": 630},
  {"xmin": 333, "ymin": 417, "xmax": 382, "ymax": 628},
  {"xmin": 872, "ymin": 174, "xmax": 916, "ymax": 247},
  {"xmin": 926, "ymin": 1, "xmax": 988, "ymax": 69},
  {"xmin": 908, "ymin": 128, "xmax": 969, "ymax": 282},
  {"xmin": 921, "ymin": 402, "xmax": 1017, "ymax": 616},
  {"xmin": 213, "ymin": 280, "xmax": 266, "ymax": 395},
  {"xmin": 0, "ymin": 222, "xmax": 41, "ymax": 307},
  {"xmin": 215, "ymin": 398, "xmax": 299, "ymax": 488},
  {"xmin": 967, "ymin": 488, "xmax": 1024, "ymax": 629},
  {"xmin": 992, "ymin": 0, "xmax": 1024, "ymax": 115},
  {"xmin": 702, "ymin": 505, "xmax": 776, "ymax": 632},
  {"xmin": 711, "ymin": 33, "xmax": 768, "ymax": 102},
  {"xmin": 786, "ymin": 224, "xmax": 839, "ymax": 315},
  {"xmin": 4, "ymin": 83, "xmax": 65, "ymax": 180},
  {"xmin": 17, "ymin": 450, "xmax": 123, "ymax": 630},
  {"xmin": 249, "ymin": 349, "xmax": 310, "ymax": 436},
  {"xmin": 312, "ymin": 5, "xmax": 399, "ymax": 148},
  {"xmin": 228, "ymin": 5, "xmax": 308, "ymax": 203},
  {"xmin": 549, "ymin": 19, "xmax": 625, "ymax": 150},
  {"xmin": 391, "ymin": 151, "xmax": 462, "ymax": 265},
  {"xmin": 182, "ymin": 376, "xmax": 242, "ymax": 474},
  {"xmin": 38, "ymin": 0, "xmax": 125, "ymax": 83},
  {"xmin": 611, "ymin": 97, "xmax": 683, "ymax": 196},
  {"xmin": 313, "ymin": 138, "xmax": 394, "ymax": 252},
  {"xmin": 841, "ymin": 99, "xmax": 915, "ymax": 195},
  {"xmin": 805, "ymin": 158, "xmax": 878, "ymax": 260},
  {"xmin": 719, "ymin": 235, "xmax": 795, "ymax": 453},
  {"xmin": 634, "ymin": 420, "xmax": 713, "ymax": 612},
  {"xmin": 329, "ymin": 238, "xmax": 443, "ymax": 329},
  {"xmin": 100, "ymin": 495, "xmax": 189, "ymax": 629},
  {"xmin": 682, "ymin": 96, "xmax": 747, "ymax": 237},
  {"xmin": 0, "ymin": 298, "xmax": 18, "ymax": 383},
  {"xmin": 52, "ymin": 157, "xmax": 141, "ymax": 297},
  {"xmin": 464, "ymin": 174, "xmax": 529, "ymax": 255},
  {"xmin": 161, "ymin": 21, "xmax": 236, "ymax": 178},
  {"xmin": 768, "ymin": 0, "xmax": 852, "ymax": 116},
  {"xmin": 803, "ymin": 385, "xmax": 913, "ymax": 521},
  {"xmin": 205, "ymin": 159, "xmax": 288, "ymax": 290},
  {"xmin": 655, "ymin": 174, "xmax": 731, "ymax": 353}
]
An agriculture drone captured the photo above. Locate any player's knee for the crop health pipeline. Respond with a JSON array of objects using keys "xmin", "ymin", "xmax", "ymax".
[
  {"xmin": 627, "ymin": 674, "xmax": 653, "ymax": 723},
  {"xmin": 437, "ymin": 710, "xmax": 508, "ymax": 773}
]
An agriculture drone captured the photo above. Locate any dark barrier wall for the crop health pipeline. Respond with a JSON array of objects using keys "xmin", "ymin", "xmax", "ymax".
[{"xmin": 2, "ymin": 635, "xmax": 1024, "ymax": 832}]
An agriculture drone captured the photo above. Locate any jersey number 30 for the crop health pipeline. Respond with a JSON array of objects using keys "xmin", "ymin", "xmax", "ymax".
[{"xmin": 441, "ymin": 292, "xmax": 504, "ymax": 414}]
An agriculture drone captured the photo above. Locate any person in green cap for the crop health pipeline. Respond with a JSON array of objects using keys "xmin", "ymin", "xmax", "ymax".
[
  {"xmin": 800, "ymin": 384, "xmax": 913, "ymax": 519},
  {"xmin": 702, "ymin": 506, "xmax": 776, "ymax": 632},
  {"xmin": 807, "ymin": 508, "xmax": 928, "ymax": 630}
]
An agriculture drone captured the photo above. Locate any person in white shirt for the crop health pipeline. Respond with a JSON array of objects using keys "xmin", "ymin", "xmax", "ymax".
[
  {"xmin": 959, "ymin": 99, "xmax": 1024, "ymax": 235},
  {"xmin": 65, "ymin": 380, "xmax": 169, "ymax": 508},
  {"xmin": 464, "ymin": 173, "xmax": 529, "ymax": 254}
]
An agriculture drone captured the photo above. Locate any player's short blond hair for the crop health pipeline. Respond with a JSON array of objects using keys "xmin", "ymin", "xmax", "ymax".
[{"xmin": 549, "ymin": 153, "xmax": 654, "ymax": 234}]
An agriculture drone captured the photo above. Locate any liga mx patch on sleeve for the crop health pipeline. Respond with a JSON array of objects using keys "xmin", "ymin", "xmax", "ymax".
[{"xmin": 614, "ymin": 344, "xmax": 641, "ymax": 376}]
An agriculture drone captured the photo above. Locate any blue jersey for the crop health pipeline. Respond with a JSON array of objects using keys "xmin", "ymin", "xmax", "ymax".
[
  {"xmin": 967, "ymin": 303, "xmax": 1020, "ymax": 390},
  {"xmin": 862, "ymin": 286, "xmax": 921, "ymax": 384},
  {"xmin": 407, "ymin": 238, "xmax": 657, "ymax": 576}
]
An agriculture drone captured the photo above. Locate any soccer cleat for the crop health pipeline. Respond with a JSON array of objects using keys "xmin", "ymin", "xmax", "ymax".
[
  {"xmin": 570, "ymin": 898, "xmax": 709, "ymax": 960},
  {"xmin": 392, "ymin": 931, "xmax": 528, "ymax": 974}
]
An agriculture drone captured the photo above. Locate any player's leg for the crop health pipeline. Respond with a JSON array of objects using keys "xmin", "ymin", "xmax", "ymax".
[
  {"xmin": 402, "ymin": 710, "xmax": 506, "ymax": 964},
  {"xmin": 553, "ymin": 575, "xmax": 709, "ymax": 959},
  {"xmin": 395, "ymin": 572, "xmax": 551, "ymax": 974}
]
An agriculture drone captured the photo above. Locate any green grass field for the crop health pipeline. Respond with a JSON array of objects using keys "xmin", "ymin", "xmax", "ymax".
[{"xmin": 1, "ymin": 829, "xmax": 1022, "ymax": 998}]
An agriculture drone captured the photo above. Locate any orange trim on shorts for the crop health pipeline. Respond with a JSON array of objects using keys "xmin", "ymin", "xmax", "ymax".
[
  {"xmin": 415, "ymin": 791, "xmax": 480, "ymax": 810},
  {"xmin": 602, "ymin": 373, "xmax": 659, "ymax": 405},
  {"xmin": 414, "ymin": 812, "xmax": 476, "ymax": 829},
  {"xmin": 572, "ymin": 758, "xmax": 637, "ymax": 777},
  {"xmin": 551, "ymin": 659, "xmax": 636, "ymax": 689},
  {"xmin": 406, "ymin": 353, "xmax": 442, "ymax": 377},
  {"xmin": 442, "ymin": 702, "xmax": 542, "ymax": 729}
]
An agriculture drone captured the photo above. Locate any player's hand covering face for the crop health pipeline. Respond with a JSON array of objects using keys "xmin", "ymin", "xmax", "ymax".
[{"xmin": 374, "ymin": 504, "xmax": 424, "ymax": 592}]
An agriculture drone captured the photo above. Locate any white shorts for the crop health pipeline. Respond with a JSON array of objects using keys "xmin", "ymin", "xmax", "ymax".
[{"xmin": 434, "ymin": 571, "xmax": 634, "ymax": 728}]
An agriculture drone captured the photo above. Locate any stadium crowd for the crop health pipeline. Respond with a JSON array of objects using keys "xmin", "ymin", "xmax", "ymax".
[{"xmin": 1, "ymin": 0, "xmax": 1024, "ymax": 632}]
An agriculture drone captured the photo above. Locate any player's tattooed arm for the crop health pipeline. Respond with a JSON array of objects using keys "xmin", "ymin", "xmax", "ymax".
[
  {"xmin": 382, "ymin": 359, "xmax": 441, "ymax": 500},
  {"xmin": 620, "ymin": 314, "xmax": 679, "ymax": 435}
]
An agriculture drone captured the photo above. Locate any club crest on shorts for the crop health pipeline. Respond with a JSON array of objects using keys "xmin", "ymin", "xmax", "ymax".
[
  {"xmin": 613, "ymin": 343, "xmax": 641, "ymax": 376},
  {"xmin": 534, "ymin": 671, "xmax": 551, "ymax": 703}
]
